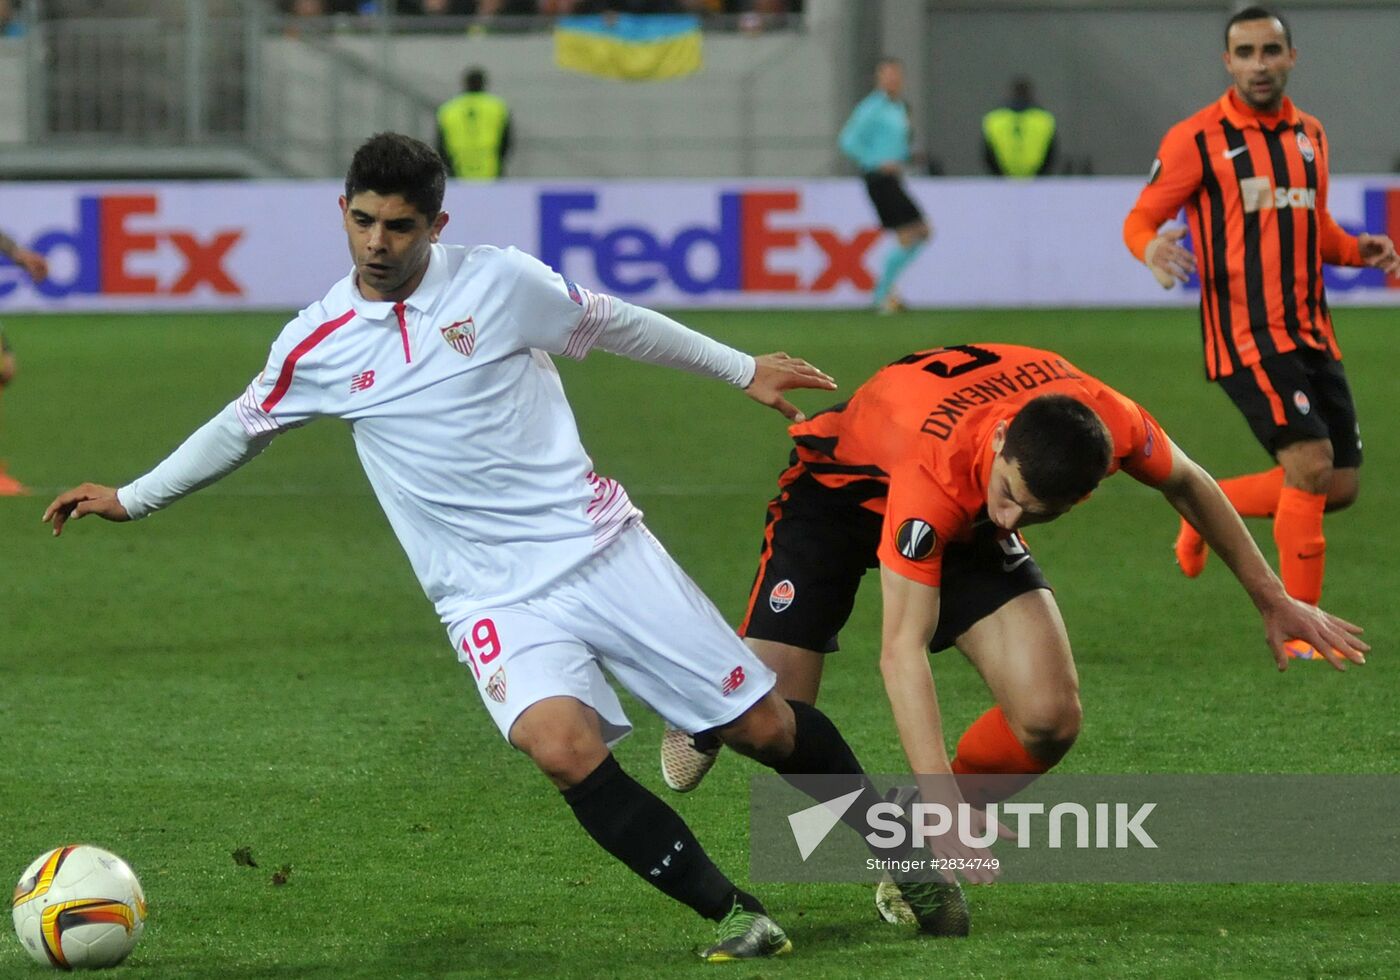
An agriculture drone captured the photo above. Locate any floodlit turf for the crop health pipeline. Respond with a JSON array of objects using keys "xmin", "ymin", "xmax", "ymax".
[{"xmin": 2, "ymin": 309, "xmax": 1397, "ymax": 977}]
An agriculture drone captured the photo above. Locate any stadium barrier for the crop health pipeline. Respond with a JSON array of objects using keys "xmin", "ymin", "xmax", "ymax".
[{"xmin": 1, "ymin": 177, "xmax": 1396, "ymax": 312}]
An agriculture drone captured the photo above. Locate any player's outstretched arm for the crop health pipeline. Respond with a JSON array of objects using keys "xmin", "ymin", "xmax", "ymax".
[
  {"xmin": 1156, "ymin": 441, "xmax": 1367, "ymax": 671},
  {"xmin": 744, "ymin": 352, "xmax": 837, "ymax": 422},
  {"xmin": 879, "ymin": 566, "xmax": 1004, "ymax": 883},
  {"xmin": 43, "ymin": 483, "xmax": 130, "ymax": 536},
  {"xmin": 591, "ymin": 300, "xmax": 836, "ymax": 421},
  {"xmin": 44, "ymin": 403, "xmax": 278, "ymax": 539}
]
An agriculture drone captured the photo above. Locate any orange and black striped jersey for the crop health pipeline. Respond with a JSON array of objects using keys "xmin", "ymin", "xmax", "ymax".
[
  {"xmin": 1124, "ymin": 89, "xmax": 1364, "ymax": 380},
  {"xmin": 784, "ymin": 343, "xmax": 1174, "ymax": 586}
]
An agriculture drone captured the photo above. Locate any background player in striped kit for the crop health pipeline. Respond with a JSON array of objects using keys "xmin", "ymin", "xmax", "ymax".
[
  {"xmin": 839, "ymin": 57, "xmax": 931, "ymax": 315},
  {"xmin": 1123, "ymin": 6, "xmax": 1400, "ymax": 658}
]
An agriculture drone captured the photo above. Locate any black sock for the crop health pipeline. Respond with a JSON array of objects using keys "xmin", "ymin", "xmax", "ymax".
[
  {"xmin": 773, "ymin": 699, "xmax": 919, "ymax": 864},
  {"xmin": 563, "ymin": 754, "xmax": 765, "ymax": 921}
]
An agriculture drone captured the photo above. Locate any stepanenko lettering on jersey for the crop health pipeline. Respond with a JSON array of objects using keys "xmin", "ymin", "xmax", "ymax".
[
  {"xmin": 917, "ymin": 355, "xmax": 1083, "ymax": 440},
  {"xmin": 235, "ymin": 243, "xmax": 640, "ymax": 623}
]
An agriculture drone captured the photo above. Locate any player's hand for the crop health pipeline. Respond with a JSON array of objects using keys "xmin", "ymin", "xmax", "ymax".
[
  {"xmin": 15, "ymin": 248, "xmax": 48, "ymax": 282},
  {"xmin": 879, "ymin": 161, "xmax": 902, "ymax": 175},
  {"xmin": 1358, "ymin": 233, "xmax": 1400, "ymax": 278},
  {"xmin": 1261, "ymin": 594, "xmax": 1368, "ymax": 672},
  {"xmin": 1144, "ymin": 226, "xmax": 1195, "ymax": 289},
  {"xmin": 744, "ymin": 352, "xmax": 837, "ymax": 422},
  {"xmin": 42, "ymin": 483, "xmax": 130, "ymax": 537},
  {"xmin": 913, "ymin": 777, "xmax": 1011, "ymax": 884}
]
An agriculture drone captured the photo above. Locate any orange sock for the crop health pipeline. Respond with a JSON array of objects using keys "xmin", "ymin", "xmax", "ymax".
[
  {"xmin": 1176, "ymin": 468, "xmax": 1285, "ymax": 577},
  {"xmin": 1274, "ymin": 486, "xmax": 1327, "ymax": 604},
  {"xmin": 951, "ymin": 707, "xmax": 1054, "ymax": 805},
  {"xmin": 1219, "ymin": 466, "xmax": 1285, "ymax": 518}
]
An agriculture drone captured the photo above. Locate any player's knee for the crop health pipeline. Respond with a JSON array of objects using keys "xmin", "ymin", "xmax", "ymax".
[
  {"xmin": 1326, "ymin": 475, "xmax": 1359, "ymax": 512},
  {"xmin": 517, "ymin": 731, "xmax": 608, "ymax": 790},
  {"xmin": 717, "ymin": 694, "xmax": 794, "ymax": 763},
  {"xmin": 1281, "ymin": 445, "xmax": 1334, "ymax": 495},
  {"xmin": 1010, "ymin": 694, "xmax": 1081, "ymax": 764}
]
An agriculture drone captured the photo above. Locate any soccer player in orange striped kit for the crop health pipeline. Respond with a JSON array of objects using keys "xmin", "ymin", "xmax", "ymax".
[
  {"xmin": 1123, "ymin": 6, "xmax": 1400, "ymax": 658},
  {"xmin": 662, "ymin": 343, "xmax": 1366, "ymax": 933}
]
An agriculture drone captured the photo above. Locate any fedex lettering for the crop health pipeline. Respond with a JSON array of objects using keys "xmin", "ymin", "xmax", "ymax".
[
  {"xmin": 539, "ymin": 191, "xmax": 881, "ymax": 295},
  {"xmin": 0, "ymin": 194, "xmax": 243, "ymax": 299}
]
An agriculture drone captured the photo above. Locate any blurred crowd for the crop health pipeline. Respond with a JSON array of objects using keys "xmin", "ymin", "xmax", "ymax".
[{"xmin": 281, "ymin": 0, "xmax": 801, "ymax": 25}]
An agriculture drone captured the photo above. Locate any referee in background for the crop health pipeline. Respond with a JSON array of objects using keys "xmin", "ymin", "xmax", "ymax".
[{"xmin": 839, "ymin": 58, "xmax": 930, "ymax": 314}]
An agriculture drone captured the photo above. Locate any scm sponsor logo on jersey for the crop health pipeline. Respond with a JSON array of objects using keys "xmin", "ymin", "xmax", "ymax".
[{"xmin": 1239, "ymin": 176, "xmax": 1316, "ymax": 214}]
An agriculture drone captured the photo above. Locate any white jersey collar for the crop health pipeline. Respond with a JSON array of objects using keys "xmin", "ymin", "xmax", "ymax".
[{"xmin": 349, "ymin": 244, "xmax": 451, "ymax": 320}]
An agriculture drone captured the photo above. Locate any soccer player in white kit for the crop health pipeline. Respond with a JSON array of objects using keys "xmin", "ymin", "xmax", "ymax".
[{"xmin": 43, "ymin": 134, "xmax": 964, "ymax": 960}]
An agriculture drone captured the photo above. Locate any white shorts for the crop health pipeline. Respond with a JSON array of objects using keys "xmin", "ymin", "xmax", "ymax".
[{"xmin": 448, "ymin": 523, "xmax": 776, "ymax": 745}]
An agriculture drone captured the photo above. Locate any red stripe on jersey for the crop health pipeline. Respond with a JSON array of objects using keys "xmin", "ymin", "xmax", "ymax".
[
  {"xmin": 394, "ymin": 301, "xmax": 411, "ymax": 364},
  {"xmin": 260, "ymin": 309, "xmax": 355, "ymax": 413}
]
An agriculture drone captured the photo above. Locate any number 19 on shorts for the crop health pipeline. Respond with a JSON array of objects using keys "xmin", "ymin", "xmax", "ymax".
[{"xmin": 461, "ymin": 618, "xmax": 501, "ymax": 680}]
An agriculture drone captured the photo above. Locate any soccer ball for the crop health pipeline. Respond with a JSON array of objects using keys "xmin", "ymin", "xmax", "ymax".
[{"xmin": 11, "ymin": 845, "xmax": 147, "ymax": 970}]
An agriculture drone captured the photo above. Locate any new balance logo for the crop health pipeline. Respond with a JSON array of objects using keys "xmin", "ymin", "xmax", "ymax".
[
  {"xmin": 720, "ymin": 666, "xmax": 746, "ymax": 696},
  {"xmin": 1222, "ymin": 145, "xmax": 1249, "ymax": 160},
  {"xmin": 349, "ymin": 370, "xmax": 376, "ymax": 393}
]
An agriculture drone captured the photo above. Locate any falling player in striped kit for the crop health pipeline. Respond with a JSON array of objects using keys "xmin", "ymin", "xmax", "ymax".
[
  {"xmin": 660, "ymin": 342, "xmax": 1368, "ymax": 927},
  {"xmin": 1123, "ymin": 6, "xmax": 1400, "ymax": 659},
  {"xmin": 42, "ymin": 133, "xmax": 966, "ymax": 960}
]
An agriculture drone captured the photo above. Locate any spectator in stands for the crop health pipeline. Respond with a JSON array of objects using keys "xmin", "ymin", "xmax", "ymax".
[
  {"xmin": 738, "ymin": 0, "xmax": 793, "ymax": 34},
  {"xmin": 416, "ymin": 0, "xmax": 474, "ymax": 14},
  {"xmin": 982, "ymin": 76, "xmax": 1058, "ymax": 177},
  {"xmin": 437, "ymin": 66, "xmax": 513, "ymax": 180},
  {"xmin": 0, "ymin": 0, "xmax": 27, "ymax": 38}
]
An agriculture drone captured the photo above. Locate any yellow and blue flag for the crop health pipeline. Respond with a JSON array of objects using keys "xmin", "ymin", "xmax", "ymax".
[{"xmin": 554, "ymin": 14, "xmax": 703, "ymax": 82}]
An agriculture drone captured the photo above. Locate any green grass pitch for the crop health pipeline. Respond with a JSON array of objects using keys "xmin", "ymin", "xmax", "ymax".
[{"xmin": 2, "ymin": 309, "xmax": 1397, "ymax": 978}]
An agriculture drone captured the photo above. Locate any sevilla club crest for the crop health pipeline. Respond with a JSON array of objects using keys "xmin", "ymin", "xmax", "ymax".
[
  {"xmin": 486, "ymin": 668, "xmax": 507, "ymax": 704},
  {"xmin": 440, "ymin": 316, "xmax": 476, "ymax": 357}
]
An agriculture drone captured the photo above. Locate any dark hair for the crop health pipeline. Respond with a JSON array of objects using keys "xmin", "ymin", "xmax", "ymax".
[
  {"xmin": 463, "ymin": 66, "xmax": 487, "ymax": 92},
  {"xmin": 344, "ymin": 132, "xmax": 447, "ymax": 219},
  {"xmin": 1225, "ymin": 6, "xmax": 1291, "ymax": 49},
  {"xmin": 1002, "ymin": 395, "xmax": 1112, "ymax": 507}
]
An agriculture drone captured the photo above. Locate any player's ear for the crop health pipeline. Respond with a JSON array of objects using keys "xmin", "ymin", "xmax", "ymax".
[
  {"xmin": 430, "ymin": 210, "xmax": 449, "ymax": 242},
  {"xmin": 992, "ymin": 419, "xmax": 1008, "ymax": 455},
  {"xmin": 338, "ymin": 195, "xmax": 349, "ymax": 217}
]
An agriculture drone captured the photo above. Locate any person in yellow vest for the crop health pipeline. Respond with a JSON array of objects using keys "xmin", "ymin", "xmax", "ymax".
[
  {"xmin": 982, "ymin": 77, "xmax": 1057, "ymax": 178},
  {"xmin": 437, "ymin": 66, "xmax": 513, "ymax": 180}
]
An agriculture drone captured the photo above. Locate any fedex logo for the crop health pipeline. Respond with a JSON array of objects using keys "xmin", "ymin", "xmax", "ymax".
[
  {"xmin": 1329, "ymin": 187, "xmax": 1400, "ymax": 292},
  {"xmin": 0, "ymin": 194, "xmax": 243, "ymax": 300},
  {"xmin": 539, "ymin": 191, "xmax": 881, "ymax": 295}
]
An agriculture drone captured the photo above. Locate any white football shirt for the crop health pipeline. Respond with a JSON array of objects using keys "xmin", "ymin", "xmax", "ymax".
[
  {"xmin": 121, "ymin": 243, "xmax": 753, "ymax": 626},
  {"xmin": 252, "ymin": 243, "xmax": 646, "ymax": 622}
]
